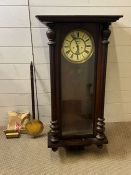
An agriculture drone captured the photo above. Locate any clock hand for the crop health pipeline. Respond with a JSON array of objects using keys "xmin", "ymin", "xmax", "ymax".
[
  {"xmin": 75, "ymin": 40, "xmax": 80, "ymax": 55},
  {"xmin": 77, "ymin": 44, "xmax": 80, "ymax": 54},
  {"xmin": 76, "ymin": 44, "xmax": 79, "ymax": 59}
]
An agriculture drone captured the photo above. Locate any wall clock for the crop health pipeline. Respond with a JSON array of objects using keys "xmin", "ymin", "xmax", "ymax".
[{"xmin": 36, "ymin": 15, "xmax": 123, "ymax": 151}]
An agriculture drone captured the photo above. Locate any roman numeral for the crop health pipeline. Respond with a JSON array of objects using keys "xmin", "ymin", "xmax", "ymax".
[
  {"xmin": 64, "ymin": 45, "xmax": 69, "ymax": 48},
  {"xmin": 76, "ymin": 32, "xmax": 79, "ymax": 38},
  {"xmin": 66, "ymin": 50, "xmax": 70, "ymax": 55},
  {"xmin": 86, "ymin": 45, "xmax": 91, "ymax": 47},
  {"xmin": 70, "ymin": 53, "xmax": 73, "ymax": 59},
  {"xmin": 81, "ymin": 54, "xmax": 84, "ymax": 59},
  {"xmin": 85, "ymin": 38, "xmax": 89, "ymax": 42},
  {"xmin": 82, "ymin": 33, "xmax": 85, "ymax": 39},
  {"xmin": 65, "ymin": 39, "xmax": 70, "ymax": 43},
  {"xmin": 71, "ymin": 33, "xmax": 76, "ymax": 39},
  {"xmin": 84, "ymin": 50, "xmax": 89, "ymax": 54}
]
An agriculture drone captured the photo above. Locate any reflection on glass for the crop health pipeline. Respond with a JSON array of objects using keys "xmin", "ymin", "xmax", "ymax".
[{"xmin": 61, "ymin": 54, "xmax": 95, "ymax": 136}]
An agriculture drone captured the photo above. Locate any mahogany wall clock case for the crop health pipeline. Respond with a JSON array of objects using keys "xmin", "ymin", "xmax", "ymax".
[{"xmin": 36, "ymin": 15, "xmax": 123, "ymax": 151}]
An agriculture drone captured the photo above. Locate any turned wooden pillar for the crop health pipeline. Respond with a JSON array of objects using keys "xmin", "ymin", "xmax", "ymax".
[
  {"xmin": 96, "ymin": 23, "xmax": 111, "ymax": 141},
  {"xmin": 46, "ymin": 24, "xmax": 59, "ymax": 143}
]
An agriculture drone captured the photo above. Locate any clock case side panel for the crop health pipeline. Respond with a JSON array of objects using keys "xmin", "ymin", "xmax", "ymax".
[
  {"xmin": 94, "ymin": 22, "xmax": 111, "ymax": 143},
  {"xmin": 46, "ymin": 23, "xmax": 61, "ymax": 143}
]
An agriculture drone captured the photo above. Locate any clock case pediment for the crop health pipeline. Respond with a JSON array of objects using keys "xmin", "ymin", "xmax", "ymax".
[{"xmin": 36, "ymin": 15, "xmax": 123, "ymax": 151}]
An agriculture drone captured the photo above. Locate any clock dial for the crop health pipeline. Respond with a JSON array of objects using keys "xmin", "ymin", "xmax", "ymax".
[{"xmin": 61, "ymin": 29, "xmax": 94, "ymax": 64}]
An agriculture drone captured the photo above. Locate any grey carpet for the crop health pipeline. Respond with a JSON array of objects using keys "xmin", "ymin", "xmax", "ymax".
[{"xmin": 0, "ymin": 122, "xmax": 131, "ymax": 175}]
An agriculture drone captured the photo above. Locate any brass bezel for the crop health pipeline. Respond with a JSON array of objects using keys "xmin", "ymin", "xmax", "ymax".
[{"xmin": 61, "ymin": 29, "xmax": 95, "ymax": 64}]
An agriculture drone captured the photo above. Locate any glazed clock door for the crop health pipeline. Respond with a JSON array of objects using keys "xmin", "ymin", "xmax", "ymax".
[{"xmin": 60, "ymin": 25, "xmax": 96, "ymax": 137}]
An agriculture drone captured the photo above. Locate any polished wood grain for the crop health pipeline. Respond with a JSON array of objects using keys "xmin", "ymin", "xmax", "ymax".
[
  {"xmin": 37, "ymin": 15, "xmax": 122, "ymax": 151},
  {"xmin": 36, "ymin": 15, "xmax": 122, "ymax": 23}
]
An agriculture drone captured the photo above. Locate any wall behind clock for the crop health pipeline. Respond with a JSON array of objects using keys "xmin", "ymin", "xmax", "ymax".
[{"xmin": 0, "ymin": 0, "xmax": 131, "ymax": 125}]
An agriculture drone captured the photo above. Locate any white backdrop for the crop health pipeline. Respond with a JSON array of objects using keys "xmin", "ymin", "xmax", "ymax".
[{"xmin": 0, "ymin": 0, "xmax": 131, "ymax": 125}]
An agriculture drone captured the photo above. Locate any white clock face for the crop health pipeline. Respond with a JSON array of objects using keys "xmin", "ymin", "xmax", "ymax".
[{"xmin": 61, "ymin": 29, "xmax": 94, "ymax": 64}]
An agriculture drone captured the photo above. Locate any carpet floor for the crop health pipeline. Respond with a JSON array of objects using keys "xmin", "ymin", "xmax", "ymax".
[{"xmin": 0, "ymin": 122, "xmax": 131, "ymax": 175}]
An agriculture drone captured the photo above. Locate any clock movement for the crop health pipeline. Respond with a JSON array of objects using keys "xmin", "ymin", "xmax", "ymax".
[{"xmin": 36, "ymin": 15, "xmax": 123, "ymax": 151}]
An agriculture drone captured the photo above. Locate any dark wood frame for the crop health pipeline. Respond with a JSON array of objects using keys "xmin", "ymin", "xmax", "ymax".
[{"xmin": 36, "ymin": 15, "xmax": 123, "ymax": 151}]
